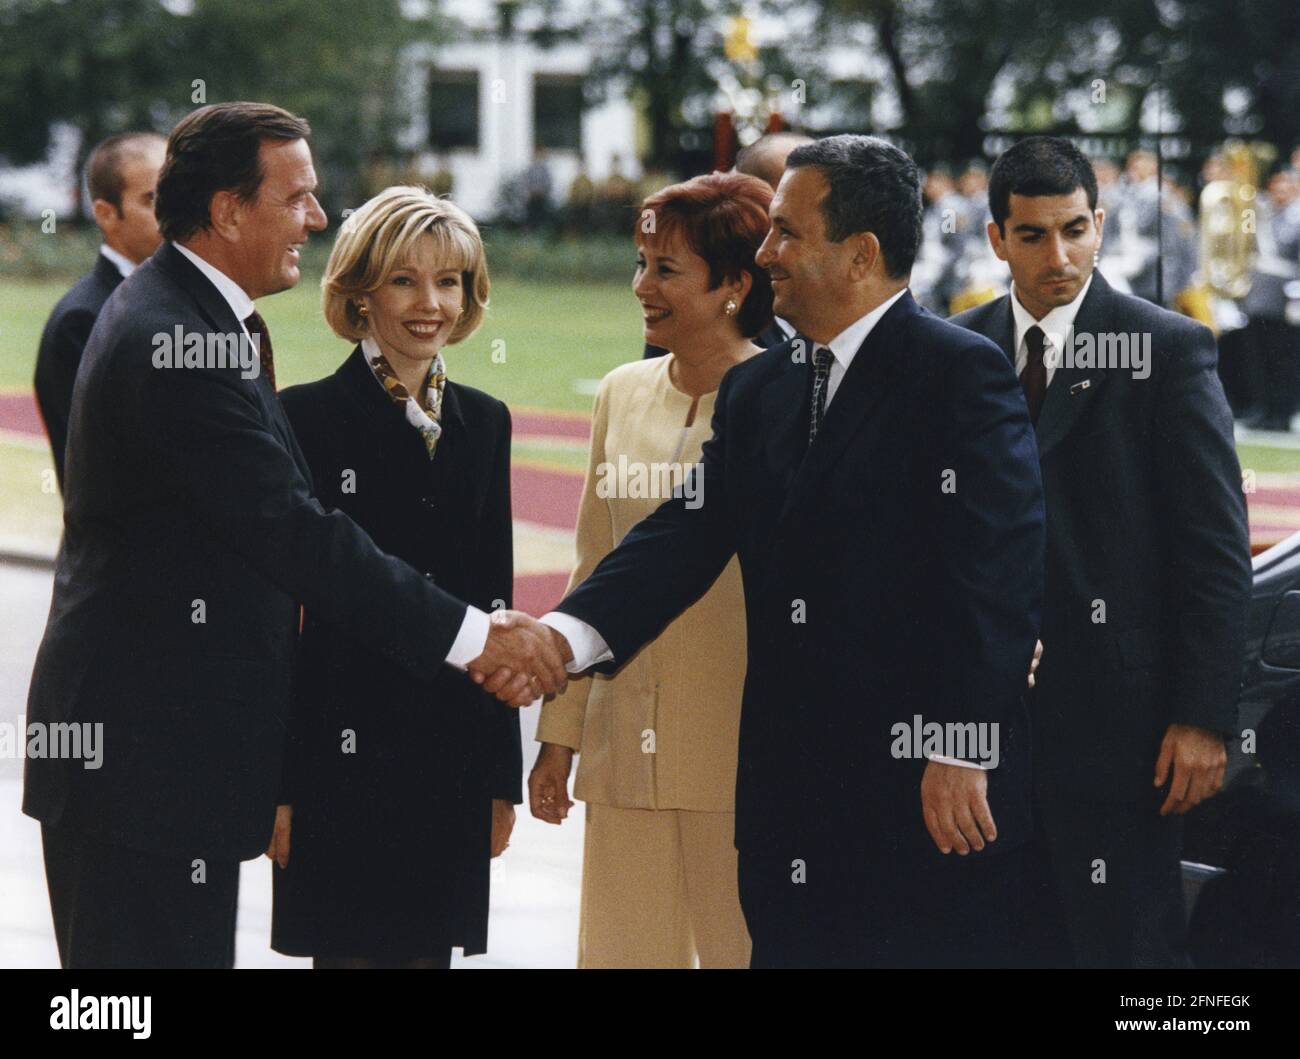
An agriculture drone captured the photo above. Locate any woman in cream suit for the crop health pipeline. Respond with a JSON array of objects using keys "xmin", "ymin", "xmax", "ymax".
[{"xmin": 529, "ymin": 171, "xmax": 775, "ymax": 967}]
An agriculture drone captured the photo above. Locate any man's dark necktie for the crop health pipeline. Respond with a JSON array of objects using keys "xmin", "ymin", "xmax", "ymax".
[
  {"xmin": 1020, "ymin": 325, "xmax": 1047, "ymax": 424},
  {"xmin": 809, "ymin": 342, "xmax": 834, "ymax": 445},
  {"xmin": 244, "ymin": 310, "xmax": 276, "ymax": 391}
]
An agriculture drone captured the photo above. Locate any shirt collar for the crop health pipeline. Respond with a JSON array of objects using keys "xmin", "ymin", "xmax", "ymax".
[
  {"xmin": 1009, "ymin": 273, "xmax": 1093, "ymax": 355},
  {"xmin": 815, "ymin": 288, "xmax": 908, "ymax": 370},
  {"xmin": 171, "ymin": 241, "xmax": 255, "ymax": 324},
  {"xmin": 99, "ymin": 243, "xmax": 136, "ymax": 279}
]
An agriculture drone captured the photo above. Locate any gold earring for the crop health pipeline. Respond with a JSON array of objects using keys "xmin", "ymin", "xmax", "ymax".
[
  {"xmin": 724, "ymin": 298, "xmax": 738, "ymax": 317},
  {"xmin": 356, "ymin": 302, "xmax": 369, "ymax": 318}
]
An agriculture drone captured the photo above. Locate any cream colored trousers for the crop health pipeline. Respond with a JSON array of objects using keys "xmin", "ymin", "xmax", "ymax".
[{"xmin": 578, "ymin": 802, "xmax": 752, "ymax": 968}]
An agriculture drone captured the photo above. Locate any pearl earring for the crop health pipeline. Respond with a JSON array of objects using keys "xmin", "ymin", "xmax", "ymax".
[{"xmin": 724, "ymin": 298, "xmax": 738, "ymax": 317}]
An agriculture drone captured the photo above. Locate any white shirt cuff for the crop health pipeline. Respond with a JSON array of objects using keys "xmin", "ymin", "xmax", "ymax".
[
  {"xmin": 444, "ymin": 605, "xmax": 491, "ymax": 670},
  {"xmin": 540, "ymin": 611, "xmax": 613, "ymax": 672},
  {"xmin": 926, "ymin": 753, "xmax": 990, "ymax": 771}
]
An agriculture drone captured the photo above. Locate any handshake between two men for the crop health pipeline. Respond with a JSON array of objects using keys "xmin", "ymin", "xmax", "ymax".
[{"xmin": 468, "ymin": 609, "xmax": 576, "ymax": 707}]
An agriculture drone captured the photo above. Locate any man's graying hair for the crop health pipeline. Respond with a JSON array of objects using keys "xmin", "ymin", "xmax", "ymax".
[{"xmin": 784, "ymin": 135, "xmax": 923, "ymax": 279}]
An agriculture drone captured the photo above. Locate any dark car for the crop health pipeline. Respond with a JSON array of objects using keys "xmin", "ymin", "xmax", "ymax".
[{"xmin": 1183, "ymin": 529, "xmax": 1300, "ymax": 967}]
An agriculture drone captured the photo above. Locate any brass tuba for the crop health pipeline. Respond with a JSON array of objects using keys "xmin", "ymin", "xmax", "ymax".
[{"xmin": 1198, "ymin": 142, "xmax": 1266, "ymax": 300}]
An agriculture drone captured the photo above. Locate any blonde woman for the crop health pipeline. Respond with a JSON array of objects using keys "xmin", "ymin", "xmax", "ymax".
[
  {"xmin": 269, "ymin": 187, "xmax": 521, "ymax": 968},
  {"xmin": 529, "ymin": 171, "xmax": 774, "ymax": 967}
]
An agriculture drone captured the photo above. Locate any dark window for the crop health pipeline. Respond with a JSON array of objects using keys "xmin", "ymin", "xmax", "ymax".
[
  {"xmin": 534, "ymin": 74, "xmax": 583, "ymax": 151},
  {"xmin": 429, "ymin": 70, "xmax": 480, "ymax": 149}
]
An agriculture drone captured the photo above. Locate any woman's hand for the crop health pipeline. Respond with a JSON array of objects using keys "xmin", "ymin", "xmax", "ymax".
[
  {"xmin": 490, "ymin": 799, "xmax": 516, "ymax": 857},
  {"xmin": 528, "ymin": 742, "xmax": 575, "ymax": 824},
  {"xmin": 265, "ymin": 804, "xmax": 292, "ymax": 869}
]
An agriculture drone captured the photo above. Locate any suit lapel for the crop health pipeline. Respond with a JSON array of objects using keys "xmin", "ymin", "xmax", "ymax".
[
  {"xmin": 1035, "ymin": 272, "xmax": 1113, "ymax": 459},
  {"xmin": 758, "ymin": 343, "xmax": 808, "ymax": 496},
  {"xmin": 773, "ymin": 291, "xmax": 917, "ymax": 535},
  {"xmin": 93, "ymin": 253, "xmax": 125, "ymax": 296},
  {"xmin": 153, "ymin": 243, "xmax": 311, "ymax": 480},
  {"xmin": 985, "ymin": 296, "xmax": 1016, "ymax": 367},
  {"xmin": 154, "ymin": 242, "xmax": 245, "ymax": 341}
]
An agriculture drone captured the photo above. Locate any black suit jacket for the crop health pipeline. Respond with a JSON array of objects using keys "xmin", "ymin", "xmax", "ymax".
[
  {"xmin": 951, "ymin": 272, "xmax": 1252, "ymax": 797},
  {"xmin": 34, "ymin": 253, "xmax": 123, "ymax": 490},
  {"xmin": 559, "ymin": 291, "xmax": 1045, "ymax": 861},
  {"xmin": 24, "ymin": 243, "xmax": 472, "ymax": 861},
  {"xmin": 278, "ymin": 347, "xmax": 522, "ymax": 809}
]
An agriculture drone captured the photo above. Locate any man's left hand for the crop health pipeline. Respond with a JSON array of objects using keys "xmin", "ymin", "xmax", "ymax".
[
  {"xmin": 921, "ymin": 760, "xmax": 996, "ymax": 854},
  {"xmin": 1154, "ymin": 724, "xmax": 1227, "ymax": 816}
]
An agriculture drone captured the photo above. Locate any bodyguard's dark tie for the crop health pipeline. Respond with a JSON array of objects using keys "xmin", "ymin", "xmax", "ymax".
[
  {"xmin": 1020, "ymin": 325, "xmax": 1047, "ymax": 425},
  {"xmin": 809, "ymin": 342, "xmax": 834, "ymax": 444},
  {"xmin": 244, "ymin": 309, "xmax": 276, "ymax": 391}
]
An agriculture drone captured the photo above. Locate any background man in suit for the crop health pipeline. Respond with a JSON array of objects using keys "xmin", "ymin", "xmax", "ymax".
[
  {"xmin": 34, "ymin": 131, "xmax": 166, "ymax": 490},
  {"xmin": 524, "ymin": 135, "xmax": 1046, "ymax": 967},
  {"xmin": 951, "ymin": 136, "xmax": 1252, "ymax": 967},
  {"xmin": 24, "ymin": 102, "xmax": 566, "ymax": 968}
]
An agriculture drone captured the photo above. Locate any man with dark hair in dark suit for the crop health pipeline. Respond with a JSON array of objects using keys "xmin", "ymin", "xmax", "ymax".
[
  {"xmin": 34, "ymin": 131, "xmax": 166, "ymax": 490},
  {"xmin": 527, "ymin": 134, "xmax": 1046, "ymax": 967},
  {"xmin": 951, "ymin": 135, "xmax": 1252, "ymax": 967},
  {"xmin": 24, "ymin": 102, "xmax": 567, "ymax": 968}
]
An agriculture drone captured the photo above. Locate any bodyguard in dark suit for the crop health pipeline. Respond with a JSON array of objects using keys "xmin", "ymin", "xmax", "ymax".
[
  {"xmin": 536, "ymin": 136, "xmax": 1046, "ymax": 967},
  {"xmin": 24, "ymin": 103, "xmax": 564, "ymax": 969},
  {"xmin": 34, "ymin": 132, "xmax": 165, "ymax": 489},
  {"xmin": 951, "ymin": 136, "xmax": 1252, "ymax": 967}
]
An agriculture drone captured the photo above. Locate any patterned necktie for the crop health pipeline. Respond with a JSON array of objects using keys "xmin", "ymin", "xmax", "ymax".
[
  {"xmin": 367, "ymin": 349, "xmax": 448, "ymax": 459},
  {"xmin": 244, "ymin": 310, "xmax": 276, "ymax": 391},
  {"xmin": 1020, "ymin": 325, "xmax": 1047, "ymax": 425},
  {"xmin": 809, "ymin": 341, "xmax": 834, "ymax": 445}
]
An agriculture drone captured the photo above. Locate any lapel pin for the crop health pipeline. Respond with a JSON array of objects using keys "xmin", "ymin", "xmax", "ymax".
[{"xmin": 1070, "ymin": 379, "xmax": 1092, "ymax": 395}]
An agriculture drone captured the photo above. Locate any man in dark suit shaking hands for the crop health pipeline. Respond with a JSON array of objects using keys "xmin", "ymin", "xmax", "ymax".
[
  {"xmin": 951, "ymin": 136, "xmax": 1252, "ymax": 967},
  {"xmin": 34, "ymin": 131, "xmax": 166, "ymax": 491},
  {"xmin": 24, "ymin": 102, "xmax": 567, "ymax": 968},
  {"xmin": 531, "ymin": 135, "xmax": 1046, "ymax": 966}
]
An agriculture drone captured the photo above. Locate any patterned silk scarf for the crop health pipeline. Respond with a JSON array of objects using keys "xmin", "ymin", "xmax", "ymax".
[{"xmin": 362, "ymin": 337, "xmax": 447, "ymax": 459}]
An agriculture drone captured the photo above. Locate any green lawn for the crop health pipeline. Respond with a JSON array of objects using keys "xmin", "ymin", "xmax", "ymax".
[
  {"xmin": 0, "ymin": 273, "xmax": 645, "ymax": 414},
  {"xmin": 1237, "ymin": 443, "xmax": 1300, "ymax": 475}
]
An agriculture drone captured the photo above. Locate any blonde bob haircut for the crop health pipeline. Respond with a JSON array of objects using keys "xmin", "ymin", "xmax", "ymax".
[{"xmin": 322, "ymin": 185, "xmax": 490, "ymax": 344}]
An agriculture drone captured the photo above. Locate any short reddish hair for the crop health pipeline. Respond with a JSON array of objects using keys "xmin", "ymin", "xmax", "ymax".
[{"xmin": 636, "ymin": 171, "xmax": 775, "ymax": 339}]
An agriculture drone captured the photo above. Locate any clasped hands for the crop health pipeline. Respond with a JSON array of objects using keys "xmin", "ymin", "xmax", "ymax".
[{"xmin": 468, "ymin": 609, "xmax": 575, "ymax": 707}]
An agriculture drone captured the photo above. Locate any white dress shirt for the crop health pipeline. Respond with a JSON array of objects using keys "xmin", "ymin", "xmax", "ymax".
[
  {"xmin": 171, "ymin": 241, "xmax": 488, "ymax": 671},
  {"xmin": 807, "ymin": 288, "xmax": 908, "ymax": 408},
  {"xmin": 542, "ymin": 288, "xmax": 910, "ymax": 675},
  {"xmin": 99, "ymin": 243, "xmax": 138, "ymax": 279},
  {"xmin": 172, "ymin": 241, "xmax": 254, "ymax": 331},
  {"xmin": 1008, "ymin": 274, "xmax": 1093, "ymax": 388}
]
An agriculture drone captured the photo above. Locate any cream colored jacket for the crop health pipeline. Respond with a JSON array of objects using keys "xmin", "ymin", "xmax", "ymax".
[{"xmin": 536, "ymin": 354, "xmax": 747, "ymax": 812}]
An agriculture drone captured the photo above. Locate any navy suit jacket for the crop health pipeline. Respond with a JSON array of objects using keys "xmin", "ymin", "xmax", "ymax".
[
  {"xmin": 952, "ymin": 272, "xmax": 1251, "ymax": 796},
  {"xmin": 34, "ymin": 253, "xmax": 123, "ymax": 490},
  {"xmin": 558, "ymin": 290, "xmax": 1045, "ymax": 861},
  {"xmin": 24, "ymin": 243, "xmax": 472, "ymax": 861}
]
